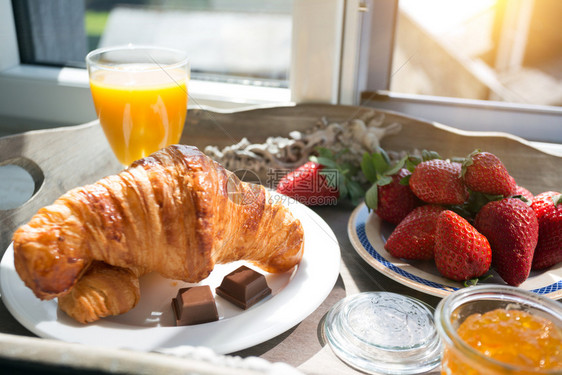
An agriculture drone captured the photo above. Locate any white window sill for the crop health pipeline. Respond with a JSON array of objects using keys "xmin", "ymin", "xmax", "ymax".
[{"xmin": 0, "ymin": 64, "xmax": 291, "ymax": 130}]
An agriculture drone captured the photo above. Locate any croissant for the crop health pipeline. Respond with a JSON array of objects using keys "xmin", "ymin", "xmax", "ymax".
[
  {"xmin": 57, "ymin": 262, "xmax": 141, "ymax": 323},
  {"xmin": 13, "ymin": 145, "xmax": 304, "ymax": 323}
]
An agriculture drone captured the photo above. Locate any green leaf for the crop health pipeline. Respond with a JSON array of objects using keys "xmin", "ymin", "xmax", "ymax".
[
  {"xmin": 399, "ymin": 174, "xmax": 411, "ymax": 186},
  {"xmin": 552, "ymin": 194, "xmax": 562, "ymax": 206},
  {"xmin": 465, "ymin": 191, "xmax": 500, "ymax": 216},
  {"xmin": 385, "ymin": 155, "xmax": 407, "ymax": 176},
  {"xmin": 378, "ymin": 147, "xmax": 391, "ymax": 165},
  {"xmin": 421, "ymin": 150, "xmax": 442, "ymax": 161},
  {"xmin": 334, "ymin": 147, "xmax": 349, "ymax": 160},
  {"xmin": 315, "ymin": 156, "xmax": 338, "ymax": 169},
  {"xmin": 345, "ymin": 180, "xmax": 365, "ymax": 206},
  {"xmin": 361, "ymin": 153, "xmax": 378, "ymax": 183},
  {"xmin": 511, "ymin": 194, "xmax": 530, "ymax": 204},
  {"xmin": 450, "ymin": 156, "xmax": 465, "ymax": 164},
  {"xmin": 365, "ymin": 184, "xmax": 379, "ymax": 210},
  {"xmin": 463, "ymin": 274, "xmax": 493, "ymax": 287},
  {"xmin": 377, "ymin": 175, "xmax": 392, "ymax": 186},
  {"xmin": 338, "ymin": 178, "xmax": 348, "ymax": 198},
  {"xmin": 466, "ymin": 149, "xmax": 481, "ymax": 160},
  {"xmin": 405, "ymin": 156, "xmax": 421, "ymax": 172},
  {"xmin": 371, "ymin": 153, "xmax": 389, "ymax": 174},
  {"xmin": 316, "ymin": 146, "xmax": 334, "ymax": 159},
  {"xmin": 483, "ymin": 193, "xmax": 504, "ymax": 201}
]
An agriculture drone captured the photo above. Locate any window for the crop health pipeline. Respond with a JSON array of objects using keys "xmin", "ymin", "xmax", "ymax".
[
  {"xmin": 390, "ymin": 0, "xmax": 562, "ymax": 106},
  {"xmin": 0, "ymin": 0, "xmax": 345, "ymax": 131},
  {"xmin": 360, "ymin": 0, "xmax": 562, "ymax": 144},
  {"xmin": 0, "ymin": 0, "xmax": 560, "ymax": 144}
]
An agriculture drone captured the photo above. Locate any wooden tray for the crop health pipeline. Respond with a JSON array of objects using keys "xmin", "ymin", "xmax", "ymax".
[{"xmin": 1, "ymin": 103, "xmax": 561, "ymax": 252}]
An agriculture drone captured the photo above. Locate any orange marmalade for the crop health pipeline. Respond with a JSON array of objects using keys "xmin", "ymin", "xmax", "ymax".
[{"xmin": 442, "ymin": 308, "xmax": 562, "ymax": 374}]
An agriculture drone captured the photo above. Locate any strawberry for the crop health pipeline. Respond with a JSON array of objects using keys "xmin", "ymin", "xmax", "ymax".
[
  {"xmin": 530, "ymin": 192, "xmax": 562, "ymax": 270},
  {"xmin": 375, "ymin": 168, "xmax": 420, "ymax": 224},
  {"xmin": 434, "ymin": 210, "xmax": 492, "ymax": 281},
  {"xmin": 361, "ymin": 150, "xmax": 418, "ymax": 224},
  {"xmin": 409, "ymin": 159, "xmax": 468, "ymax": 205},
  {"xmin": 461, "ymin": 150, "xmax": 515, "ymax": 196},
  {"xmin": 474, "ymin": 198, "xmax": 539, "ymax": 286},
  {"xmin": 384, "ymin": 205, "xmax": 444, "ymax": 260},
  {"xmin": 276, "ymin": 161, "xmax": 339, "ymax": 205}
]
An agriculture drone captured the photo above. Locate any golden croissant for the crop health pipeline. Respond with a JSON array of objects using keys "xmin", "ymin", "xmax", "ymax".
[{"xmin": 13, "ymin": 145, "xmax": 304, "ymax": 323}]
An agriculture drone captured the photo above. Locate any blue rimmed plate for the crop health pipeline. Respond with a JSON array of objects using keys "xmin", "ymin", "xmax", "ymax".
[{"xmin": 348, "ymin": 203, "xmax": 562, "ymax": 299}]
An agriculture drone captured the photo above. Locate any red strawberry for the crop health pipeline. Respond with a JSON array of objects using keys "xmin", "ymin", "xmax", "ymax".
[
  {"xmin": 530, "ymin": 192, "xmax": 562, "ymax": 270},
  {"xmin": 434, "ymin": 210, "xmax": 492, "ymax": 281},
  {"xmin": 384, "ymin": 205, "xmax": 445, "ymax": 260},
  {"xmin": 409, "ymin": 159, "xmax": 468, "ymax": 205},
  {"xmin": 375, "ymin": 168, "xmax": 419, "ymax": 225},
  {"xmin": 276, "ymin": 161, "xmax": 339, "ymax": 206},
  {"xmin": 474, "ymin": 198, "xmax": 539, "ymax": 286},
  {"xmin": 461, "ymin": 151, "xmax": 515, "ymax": 196}
]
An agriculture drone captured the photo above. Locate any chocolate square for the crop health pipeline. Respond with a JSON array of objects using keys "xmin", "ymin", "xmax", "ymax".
[
  {"xmin": 216, "ymin": 265, "xmax": 272, "ymax": 309},
  {"xmin": 171, "ymin": 285, "xmax": 218, "ymax": 326}
]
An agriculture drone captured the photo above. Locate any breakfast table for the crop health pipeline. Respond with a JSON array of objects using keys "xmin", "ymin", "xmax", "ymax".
[{"xmin": 0, "ymin": 103, "xmax": 560, "ymax": 374}]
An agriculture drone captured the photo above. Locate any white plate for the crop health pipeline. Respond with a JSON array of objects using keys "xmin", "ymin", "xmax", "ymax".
[
  {"xmin": 348, "ymin": 203, "xmax": 562, "ymax": 299},
  {"xmin": 0, "ymin": 197, "xmax": 340, "ymax": 354}
]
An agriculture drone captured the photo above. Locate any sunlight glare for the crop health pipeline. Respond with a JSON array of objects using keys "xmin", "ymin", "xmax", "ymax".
[{"xmin": 400, "ymin": 0, "xmax": 498, "ymax": 34}]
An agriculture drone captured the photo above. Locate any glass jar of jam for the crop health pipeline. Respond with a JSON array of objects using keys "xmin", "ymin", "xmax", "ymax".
[{"xmin": 435, "ymin": 285, "xmax": 562, "ymax": 375}]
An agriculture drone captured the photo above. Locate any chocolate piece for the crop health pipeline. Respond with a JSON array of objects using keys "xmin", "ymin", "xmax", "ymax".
[
  {"xmin": 171, "ymin": 285, "xmax": 218, "ymax": 326},
  {"xmin": 216, "ymin": 265, "xmax": 272, "ymax": 309}
]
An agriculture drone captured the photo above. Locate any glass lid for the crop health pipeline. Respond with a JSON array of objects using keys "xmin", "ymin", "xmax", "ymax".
[{"xmin": 324, "ymin": 292, "xmax": 442, "ymax": 374}]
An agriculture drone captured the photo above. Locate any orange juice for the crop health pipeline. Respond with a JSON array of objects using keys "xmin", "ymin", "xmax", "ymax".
[{"xmin": 89, "ymin": 65, "xmax": 188, "ymax": 166}]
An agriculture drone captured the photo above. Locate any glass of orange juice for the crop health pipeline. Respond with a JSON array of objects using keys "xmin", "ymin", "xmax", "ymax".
[
  {"xmin": 435, "ymin": 285, "xmax": 562, "ymax": 375},
  {"xmin": 86, "ymin": 45, "xmax": 189, "ymax": 166}
]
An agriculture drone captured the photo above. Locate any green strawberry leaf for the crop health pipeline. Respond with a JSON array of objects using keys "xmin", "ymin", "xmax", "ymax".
[
  {"xmin": 334, "ymin": 147, "xmax": 350, "ymax": 160},
  {"xmin": 384, "ymin": 155, "xmax": 408, "ymax": 176},
  {"xmin": 483, "ymin": 193, "xmax": 504, "ymax": 201},
  {"xmin": 463, "ymin": 274, "xmax": 493, "ymax": 287},
  {"xmin": 316, "ymin": 147, "xmax": 335, "ymax": 159},
  {"xmin": 347, "ymin": 180, "xmax": 365, "ymax": 206},
  {"xmin": 461, "ymin": 149, "xmax": 481, "ymax": 177},
  {"xmin": 378, "ymin": 147, "xmax": 391, "ymax": 165},
  {"xmin": 421, "ymin": 150, "xmax": 442, "ymax": 161},
  {"xmin": 365, "ymin": 184, "xmax": 379, "ymax": 210},
  {"xmin": 377, "ymin": 175, "xmax": 393, "ymax": 186},
  {"xmin": 553, "ymin": 194, "xmax": 562, "ymax": 206},
  {"xmin": 405, "ymin": 156, "xmax": 421, "ymax": 172},
  {"xmin": 371, "ymin": 153, "xmax": 389, "ymax": 174},
  {"xmin": 465, "ymin": 192, "xmax": 503, "ymax": 216},
  {"xmin": 338, "ymin": 176, "xmax": 348, "ymax": 198},
  {"xmin": 511, "ymin": 194, "xmax": 530, "ymax": 204},
  {"xmin": 399, "ymin": 174, "xmax": 411, "ymax": 186},
  {"xmin": 314, "ymin": 156, "xmax": 339, "ymax": 169},
  {"xmin": 450, "ymin": 156, "xmax": 465, "ymax": 164},
  {"xmin": 361, "ymin": 152, "xmax": 378, "ymax": 183}
]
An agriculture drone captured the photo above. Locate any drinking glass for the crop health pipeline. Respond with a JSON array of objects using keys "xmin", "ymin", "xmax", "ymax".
[{"xmin": 86, "ymin": 45, "xmax": 189, "ymax": 166}]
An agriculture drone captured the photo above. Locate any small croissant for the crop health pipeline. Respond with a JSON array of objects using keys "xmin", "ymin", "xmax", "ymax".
[{"xmin": 13, "ymin": 145, "xmax": 304, "ymax": 323}]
